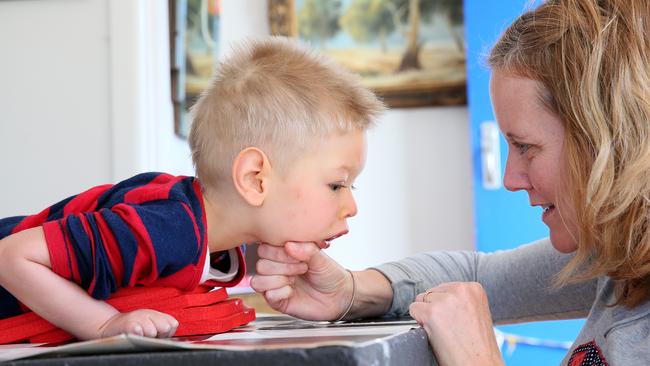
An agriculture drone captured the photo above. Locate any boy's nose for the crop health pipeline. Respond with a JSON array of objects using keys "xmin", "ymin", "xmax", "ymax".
[{"xmin": 340, "ymin": 190, "xmax": 358, "ymax": 219}]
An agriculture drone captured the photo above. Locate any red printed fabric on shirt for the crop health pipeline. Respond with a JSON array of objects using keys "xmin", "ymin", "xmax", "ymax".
[
  {"xmin": 0, "ymin": 172, "xmax": 242, "ymax": 319},
  {"xmin": 568, "ymin": 341, "xmax": 609, "ymax": 366}
]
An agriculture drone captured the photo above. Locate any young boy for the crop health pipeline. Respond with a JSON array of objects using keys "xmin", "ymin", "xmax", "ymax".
[{"xmin": 0, "ymin": 37, "xmax": 384, "ymax": 340}]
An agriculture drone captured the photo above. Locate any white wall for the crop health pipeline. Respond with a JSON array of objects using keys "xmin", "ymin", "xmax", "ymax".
[
  {"xmin": 329, "ymin": 106, "xmax": 475, "ymax": 269},
  {"xmin": 0, "ymin": 0, "xmax": 112, "ymax": 214},
  {"xmin": 0, "ymin": 0, "xmax": 475, "ymax": 269}
]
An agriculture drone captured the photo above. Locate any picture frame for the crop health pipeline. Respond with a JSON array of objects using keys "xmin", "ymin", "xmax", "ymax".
[
  {"xmin": 169, "ymin": 0, "xmax": 221, "ymax": 138},
  {"xmin": 268, "ymin": 0, "xmax": 467, "ymax": 108}
]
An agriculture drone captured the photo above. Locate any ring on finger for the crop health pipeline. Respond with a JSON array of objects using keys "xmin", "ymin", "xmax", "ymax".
[{"xmin": 423, "ymin": 289, "xmax": 435, "ymax": 302}]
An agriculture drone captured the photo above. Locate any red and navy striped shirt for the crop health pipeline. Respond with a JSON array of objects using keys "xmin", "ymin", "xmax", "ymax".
[{"xmin": 0, "ymin": 172, "xmax": 244, "ymax": 319}]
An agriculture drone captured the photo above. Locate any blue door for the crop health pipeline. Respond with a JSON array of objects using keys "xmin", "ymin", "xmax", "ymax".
[{"xmin": 464, "ymin": 1, "xmax": 583, "ymax": 364}]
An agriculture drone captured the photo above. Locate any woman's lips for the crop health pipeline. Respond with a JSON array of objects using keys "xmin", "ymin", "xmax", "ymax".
[{"xmin": 542, "ymin": 204, "xmax": 556, "ymax": 222}]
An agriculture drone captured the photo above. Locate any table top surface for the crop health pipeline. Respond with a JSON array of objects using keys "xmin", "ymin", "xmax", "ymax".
[{"xmin": 3, "ymin": 316, "xmax": 435, "ymax": 366}]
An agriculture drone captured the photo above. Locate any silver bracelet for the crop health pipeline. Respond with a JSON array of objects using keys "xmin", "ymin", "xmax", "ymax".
[{"xmin": 335, "ymin": 269, "xmax": 356, "ymax": 322}]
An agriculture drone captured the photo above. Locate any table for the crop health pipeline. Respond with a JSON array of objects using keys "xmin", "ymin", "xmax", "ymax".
[{"xmin": 4, "ymin": 317, "xmax": 435, "ymax": 366}]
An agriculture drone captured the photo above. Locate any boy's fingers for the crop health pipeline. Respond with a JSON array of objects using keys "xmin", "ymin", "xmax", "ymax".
[
  {"xmin": 168, "ymin": 319, "xmax": 179, "ymax": 338},
  {"xmin": 140, "ymin": 316, "xmax": 158, "ymax": 338},
  {"xmin": 126, "ymin": 320, "xmax": 145, "ymax": 336},
  {"xmin": 160, "ymin": 318, "xmax": 178, "ymax": 338},
  {"xmin": 155, "ymin": 311, "xmax": 178, "ymax": 336},
  {"xmin": 256, "ymin": 258, "xmax": 307, "ymax": 276},
  {"xmin": 257, "ymin": 243, "xmax": 301, "ymax": 263}
]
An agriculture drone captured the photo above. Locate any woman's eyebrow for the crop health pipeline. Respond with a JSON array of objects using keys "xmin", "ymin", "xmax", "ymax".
[{"xmin": 505, "ymin": 132, "xmax": 525, "ymax": 141}]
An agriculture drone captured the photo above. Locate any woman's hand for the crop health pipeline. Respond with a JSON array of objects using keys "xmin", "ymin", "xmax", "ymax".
[
  {"xmin": 250, "ymin": 242, "xmax": 352, "ymax": 321},
  {"xmin": 409, "ymin": 282, "xmax": 504, "ymax": 366}
]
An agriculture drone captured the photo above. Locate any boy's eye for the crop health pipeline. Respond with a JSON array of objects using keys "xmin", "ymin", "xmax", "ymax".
[
  {"xmin": 329, "ymin": 183, "xmax": 357, "ymax": 191},
  {"xmin": 329, "ymin": 183, "xmax": 345, "ymax": 191}
]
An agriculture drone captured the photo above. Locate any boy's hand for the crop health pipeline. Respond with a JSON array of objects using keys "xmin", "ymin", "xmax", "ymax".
[
  {"xmin": 99, "ymin": 309, "xmax": 179, "ymax": 338},
  {"xmin": 250, "ymin": 242, "xmax": 351, "ymax": 321},
  {"xmin": 0, "ymin": 226, "xmax": 181, "ymax": 340}
]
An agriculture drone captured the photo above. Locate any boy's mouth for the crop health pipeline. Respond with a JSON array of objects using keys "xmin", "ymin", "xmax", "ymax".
[{"xmin": 319, "ymin": 230, "xmax": 349, "ymax": 249}]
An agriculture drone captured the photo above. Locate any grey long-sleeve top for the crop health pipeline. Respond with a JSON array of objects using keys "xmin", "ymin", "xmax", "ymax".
[{"xmin": 373, "ymin": 238, "xmax": 650, "ymax": 365}]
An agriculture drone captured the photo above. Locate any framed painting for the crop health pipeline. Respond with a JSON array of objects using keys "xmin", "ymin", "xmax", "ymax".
[
  {"xmin": 269, "ymin": 0, "xmax": 466, "ymax": 108},
  {"xmin": 169, "ymin": 0, "xmax": 221, "ymax": 138}
]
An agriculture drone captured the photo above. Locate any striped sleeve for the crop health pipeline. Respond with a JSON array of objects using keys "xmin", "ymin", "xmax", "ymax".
[{"xmin": 42, "ymin": 199, "xmax": 207, "ymax": 300}]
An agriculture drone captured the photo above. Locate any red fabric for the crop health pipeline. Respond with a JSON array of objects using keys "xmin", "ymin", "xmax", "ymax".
[
  {"xmin": 42, "ymin": 220, "xmax": 75, "ymax": 282},
  {"xmin": 30, "ymin": 329, "xmax": 71, "ymax": 344},
  {"xmin": 10, "ymin": 208, "xmax": 51, "ymax": 235},
  {"xmin": 568, "ymin": 340, "xmax": 609, "ymax": 366},
  {"xmin": 62, "ymin": 185, "xmax": 109, "ymax": 216},
  {"xmin": 0, "ymin": 286, "xmax": 255, "ymax": 345},
  {"xmin": 123, "ymin": 174, "xmax": 174, "ymax": 204},
  {"xmin": 175, "ymin": 308, "xmax": 256, "ymax": 337}
]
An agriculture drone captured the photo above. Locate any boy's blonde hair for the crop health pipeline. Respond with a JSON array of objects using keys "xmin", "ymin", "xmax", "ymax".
[
  {"xmin": 189, "ymin": 37, "xmax": 385, "ymax": 194},
  {"xmin": 489, "ymin": 0, "xmax": 650, "ymax": 306}
]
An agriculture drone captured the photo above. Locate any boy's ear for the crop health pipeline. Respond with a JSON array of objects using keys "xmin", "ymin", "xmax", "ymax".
[{"xmin": 231, "ymin": 147, "xmax": 271, "ymax": 206}]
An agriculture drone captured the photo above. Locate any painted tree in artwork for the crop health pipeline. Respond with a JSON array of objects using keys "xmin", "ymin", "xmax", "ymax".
[
  {"xmin": 340, "ymin": 0, "xmax": 463, "ymax": 72},
  {"xmin": 432, "ymin": 0, "xmax": 464, "ymax": 53},
  {"xmin": 339, "ymin": 0, "xmax": 394, "ymax": 53},
  {"xmin": 297, "ymin": 0, "xmax": 342, "ymax": 48}
]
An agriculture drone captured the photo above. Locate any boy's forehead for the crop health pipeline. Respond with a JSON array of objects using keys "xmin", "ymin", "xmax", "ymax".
[{"xmin": 294, "ymin": 132, "xmax": 365, "ymax": 164}]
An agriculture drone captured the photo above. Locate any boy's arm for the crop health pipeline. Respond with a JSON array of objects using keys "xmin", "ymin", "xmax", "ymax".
[{"xmin": 0, "ymin": 227, "xmax": 177, "ymax": 340}]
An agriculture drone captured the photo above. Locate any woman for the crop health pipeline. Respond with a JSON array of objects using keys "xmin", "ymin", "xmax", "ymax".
[{"xmin": 250, "ymin": 0, "xmax": 650, "ymax": 364}]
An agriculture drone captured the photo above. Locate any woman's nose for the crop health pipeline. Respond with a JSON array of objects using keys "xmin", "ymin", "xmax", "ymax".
[{"xmin": 503, "ymin": 157, "xmax": 532, "ymax": 192}]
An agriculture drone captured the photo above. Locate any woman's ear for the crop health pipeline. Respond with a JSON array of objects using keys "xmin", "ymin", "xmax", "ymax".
[{"xmin": 231, "ymin": 147, "xmax": 271, "ymax": 206}]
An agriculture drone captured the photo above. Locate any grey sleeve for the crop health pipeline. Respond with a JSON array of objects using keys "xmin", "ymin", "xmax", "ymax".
[
  {"xmin": 604, "ymin": 310, "xmax": 650, "ymax": 366},
  {"xmin": 372, "ymin": 238, "xmax": 597, "ymax": 324}
]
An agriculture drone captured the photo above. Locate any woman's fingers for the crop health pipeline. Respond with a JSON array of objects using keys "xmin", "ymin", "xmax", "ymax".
[
  {"xmin": 255, "ymin": 242, "xmax": 324, "ymax": 276},
  {"xmin": 408, "ymin": 282, "xmax": 503, "ymax": 366},
  {"xmin": 284, "ymin": 241, "xmax": 321, "ymax": 262},
  {"xmin": 257, "ymin": 243, "xmax": 302, "ymax": 263},
  {"xmin": 256, "ymin": 258, "xmax": 307, "ymax": 276},
  {"xmin": 263, "ymin": 285, "xmax": 293, "ymax": 311},
  {"xmin": 250, "ymin": 274, "xmax": 293, "ymax": 292}
]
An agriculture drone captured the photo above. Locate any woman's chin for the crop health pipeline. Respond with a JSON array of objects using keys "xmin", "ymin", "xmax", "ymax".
[{"xmin": 549, "ymin": 231, "xmax": 578, "ymax": 253}]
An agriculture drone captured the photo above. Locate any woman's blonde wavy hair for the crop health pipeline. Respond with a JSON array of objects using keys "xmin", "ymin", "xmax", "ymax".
[{"xmin": 489, "ymin": 0, "xmax": 650, "ymax": 307}]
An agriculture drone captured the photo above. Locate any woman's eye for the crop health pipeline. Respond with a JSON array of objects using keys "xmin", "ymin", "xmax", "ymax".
[{"xmin": 513, "ymin": 142, "xmax": 531, "ymax": 154}]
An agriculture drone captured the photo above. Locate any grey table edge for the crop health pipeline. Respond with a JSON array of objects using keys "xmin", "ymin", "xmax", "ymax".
[{"xmin": 5, "ymin": 328, "xmax": 435, "ymax": 366}]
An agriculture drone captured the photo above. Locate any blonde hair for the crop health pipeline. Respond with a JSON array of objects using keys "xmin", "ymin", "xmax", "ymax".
[
  {"xmin": 490, "ymin": 0, "xmax": 650, "ymax": 307},
  {"xmin": 189, "ymin": 37, "xmax": 385, "ymax": 194}
]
